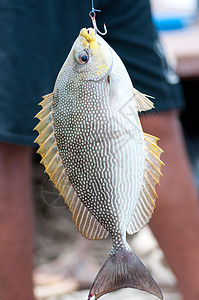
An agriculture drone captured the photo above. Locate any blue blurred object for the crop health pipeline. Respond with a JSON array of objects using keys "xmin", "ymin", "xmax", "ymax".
[{"xmin": 153, "ymin": 13, "xmax": 198, "ymax": 31}]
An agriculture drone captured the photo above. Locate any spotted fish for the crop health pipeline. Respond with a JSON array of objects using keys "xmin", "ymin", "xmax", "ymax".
[{"xmin": 34, "ymin": 28, "xmax": 164, "ymax": 299}]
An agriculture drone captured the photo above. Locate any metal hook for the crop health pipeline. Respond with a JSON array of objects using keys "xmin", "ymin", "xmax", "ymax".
[{"xmin": 89, "ymin": 3, "xmax": 107, "ymax": 35}]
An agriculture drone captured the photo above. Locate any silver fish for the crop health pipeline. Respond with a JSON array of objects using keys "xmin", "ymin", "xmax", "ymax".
[{"xmin": 34, "ymin": 27, "xmax": 164, "ymax": 299}]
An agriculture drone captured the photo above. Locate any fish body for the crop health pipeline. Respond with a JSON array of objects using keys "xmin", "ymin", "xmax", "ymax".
[{"xmin": 35, "ymin": 28, "xmax": 164, "ymax": 299}]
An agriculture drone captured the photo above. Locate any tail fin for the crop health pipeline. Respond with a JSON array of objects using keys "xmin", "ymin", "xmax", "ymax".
[{"xmin": 88, "ymin": 245, "xmax": 163, "ymax": 300}]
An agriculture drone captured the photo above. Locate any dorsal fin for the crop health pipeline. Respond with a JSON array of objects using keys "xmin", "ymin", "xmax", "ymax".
[
  {"xmin": 133, "ymin": 88, "xmax": 154, "ymax": 112},
  {"xmin": 34, "ymin": 93, "xmax": 108, "ymax": 240},
  {"xmin": 127, "ymin": 133, "xmax": 164, "ymax": 234}
]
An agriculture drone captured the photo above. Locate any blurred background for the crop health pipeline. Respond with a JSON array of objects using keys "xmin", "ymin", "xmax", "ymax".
[{"xmin": 0, "ymin": 0, "xmax": 199, "ymax": 300}]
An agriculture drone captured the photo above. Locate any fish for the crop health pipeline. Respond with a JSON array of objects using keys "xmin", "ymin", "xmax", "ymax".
[{"xmin": 34, "ymin": 27, "xmax": 164, "ymax": 299}]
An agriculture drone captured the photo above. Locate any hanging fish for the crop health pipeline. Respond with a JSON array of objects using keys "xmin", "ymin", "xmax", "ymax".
[{"xmin": 34, "ymin": 22, "xmax": 164, "ymax": 300}]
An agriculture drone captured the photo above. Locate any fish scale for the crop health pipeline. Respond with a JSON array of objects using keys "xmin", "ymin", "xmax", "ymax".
[{"xmin": 34, "ymin": 27, "xmax": 164, "ymax": 300}]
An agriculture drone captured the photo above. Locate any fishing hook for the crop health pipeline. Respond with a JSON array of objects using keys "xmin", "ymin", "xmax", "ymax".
[{"xmin": 89, "ymin": 1, "xmax": 107, "ymax": 35}]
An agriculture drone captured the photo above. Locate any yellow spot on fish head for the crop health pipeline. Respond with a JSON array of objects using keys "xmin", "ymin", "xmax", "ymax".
[{"xmin": 97, "ymin": 64, "xmax": 109, "ymax": 75}]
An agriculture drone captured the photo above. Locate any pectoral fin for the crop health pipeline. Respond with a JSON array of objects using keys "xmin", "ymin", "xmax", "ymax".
[{"xmin": 133, "ymin": 88, "xmax": 154, "ymax": 112}]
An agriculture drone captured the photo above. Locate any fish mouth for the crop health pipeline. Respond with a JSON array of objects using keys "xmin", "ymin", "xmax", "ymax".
[{"xmin": 80, "ymin": 28, "xmax": 96, "ymax": 44}]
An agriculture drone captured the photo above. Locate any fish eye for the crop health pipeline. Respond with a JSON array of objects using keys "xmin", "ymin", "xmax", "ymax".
[{"xmin": 75, "ymin": 51, "xmax": 89, "ymax": 65}]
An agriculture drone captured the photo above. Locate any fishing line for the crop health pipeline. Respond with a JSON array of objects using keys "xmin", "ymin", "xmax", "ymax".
[{"xmin": 91, "ymin": 0, "xmax": 100, "ymax": 13}]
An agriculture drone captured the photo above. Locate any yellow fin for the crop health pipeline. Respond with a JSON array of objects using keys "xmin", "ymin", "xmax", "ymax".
[
  {"xmin": 133, "ymin": 88, "xmax": 154, "ymax": 112},
  {"xmin": 34, "ymin": 93, "xmax": 108, "ymax": 240},
  {"xmin": 127, "ymin": 133, "xmax": 164, "ymax": 234}
]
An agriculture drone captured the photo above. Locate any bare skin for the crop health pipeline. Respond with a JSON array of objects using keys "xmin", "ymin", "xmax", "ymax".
[
  {"xmin": 141, "ymin": 110, "xmax": 199, "ymax": 300},
  {"xmin": 0, "ymin": 143, "xmax": 34, "ymax": 300}
]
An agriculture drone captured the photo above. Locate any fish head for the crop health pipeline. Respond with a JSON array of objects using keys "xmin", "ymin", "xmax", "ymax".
[{"xmin": 71, "ymin": 28, "xmax": 112, "ymax": 81}]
